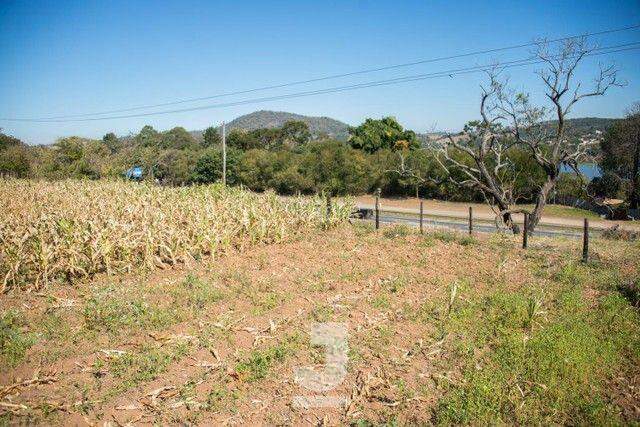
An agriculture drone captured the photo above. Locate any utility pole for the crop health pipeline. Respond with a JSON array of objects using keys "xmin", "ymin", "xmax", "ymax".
[{"xmin": 222, "ymin": 121, "xmax": 226, "ymax": 186}]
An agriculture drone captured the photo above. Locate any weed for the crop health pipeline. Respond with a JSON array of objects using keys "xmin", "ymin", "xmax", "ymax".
[
  {"xmin": 310, "ymin": 304, "xmax": 335, "ymax": 322},
  {"xmin": 428, "ymin": 230, "xmax": 476, "ymax": 246},
  {"xmin": 434, "ymin": 269, "xmax": 640, "ymax": 425},
  {"xmin": 379, "ymin": 276, "xmax": 406, "ymax": 293},
  {"xmin": 235, "ymin": 335, "xmax": 301, "ymax": 382},
  {"xmin": 205, "ymin": 387, "xmax": 240, "ymax": 412},
  {"xmin": 171, "ymin": 274, "xmax": 225, "ymax": 309},
  {"xmin": 107, "ymin": 342, "xmax": 190, "ymax": 393},
  {"xmin": 371, "ymin": 294, "xmax": 391, "ymax": 310},
  {"xmin": 353, "ymin": 221, "xmax": 375, "ymax": 236},
  {"xmin": 0, "ymin": 310, "xmax": 36, "ymax": 368},
  {"xmin": 83, "ymin": 285, "xmax": 179, "ymax": 332},
  {"xmin": 251, "ymin": 291, "xmax": 285, "ymax": 315},
  {"xmin": 382, "ymin": 224, "xmax": 413, "ymax": 239},
  {"xmin": 616, "ymin": 278, "xmax": 640, "ymax": 307}
]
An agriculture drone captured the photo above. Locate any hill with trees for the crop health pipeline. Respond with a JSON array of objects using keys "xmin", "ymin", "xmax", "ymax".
[
  {"xmin": 193, "ymin": 110, "xmax": 350, "ymax": 141},
  {"xmin": 544, "ymin": 117, "xmax": 619, "ymax": 136}
]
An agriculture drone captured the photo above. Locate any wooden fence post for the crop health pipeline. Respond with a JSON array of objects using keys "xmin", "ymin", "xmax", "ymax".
[
  {"xmin": 468, "ymin": 206, "xmax": 473, "ymax": 235},
  {"xmin": 522, "ymin": 213, "xmax": 528, "ymax": 249},
  {"xmin": 375, "ymin": 196, "xmax": 380, "ymax": 230},
  {"xmin": 582, "ymin": 218, "xmax": 589, "ymax": 262},
  {"xmin": 420, "ymin": 201, "xmax": 424, "ymax": 234}
]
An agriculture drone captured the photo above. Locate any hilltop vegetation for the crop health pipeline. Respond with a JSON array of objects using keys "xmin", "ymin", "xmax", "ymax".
[
  {"xmin": 193, "ymin": 110, "xmax": 350, "ymax": 141},
  {"xmin": 546, "ymin": 117, "xmax": 620, "ymax": 136}
]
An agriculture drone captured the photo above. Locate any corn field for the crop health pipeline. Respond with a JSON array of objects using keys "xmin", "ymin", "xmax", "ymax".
[{"xmin": 0, "ymin": 179, "xmax": 353, "ymax": 291}]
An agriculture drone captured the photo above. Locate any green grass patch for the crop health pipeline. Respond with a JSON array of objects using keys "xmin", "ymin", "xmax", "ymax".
[
  {"xmin": 425, "ymin": 230, "xmax": 476, "ymax": 246},
  {"xmin": 170, "ymin": 274, "xmax": 225, "ymax": 310},
  {"xmin": 104, "ymin": 342, "xmax": 190, "ymax": 393},
  {"xmin": 522, "ymin": 203, "xmax": 600, "ymax": 220},
  {"xmin": 235, "ymin": 334, "xmax": 302, "ymax": 382},
  {"xmin": 371, "ymin": 294, "xmax": 391, "ymax": 310},
  {"xmin": 83, "ymin": 285, "xmax": 180, "ymax": 333},
  {"xmin": 434, "ymin": 263, "xmax": 640, "ymax": 425},
  {"xmin": 0, "ymin": 310, "xmax": 36, "ymax": 369},
  {"xmin": 382, "ymin": 224, "xmax": 413, "ymax": 239}
]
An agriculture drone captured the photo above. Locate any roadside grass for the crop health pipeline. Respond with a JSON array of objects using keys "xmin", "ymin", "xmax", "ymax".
[
  {"xmin": 523, "ymin": 203, "xmax": 601, "ymax": 220},
  {"xmin": 433, "ymin": 254, "xmax": 640, "ymax": 425},
  {"xmin": 426, "ymin": 230, "xmax": 477, "ymax": 246},
  {"xmin": 380, "ymin": 223, "xmax": 477, "ymax": 247},
  {"xmin": 382, "ymin": 224, "xmax": 412, "ymax": 239},
  {"xmin": 0, "ymin": 310, "xmax": 36, "ymax": 369}
]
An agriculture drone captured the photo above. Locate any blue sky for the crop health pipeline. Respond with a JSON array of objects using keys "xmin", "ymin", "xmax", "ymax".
[{"xmin": 1, "ymin": 0, "xmax": 639, "ymax": 144}]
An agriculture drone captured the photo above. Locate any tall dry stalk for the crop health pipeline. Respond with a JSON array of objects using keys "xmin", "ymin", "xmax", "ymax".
[{"xmin": 0, "ymin": 179, "xmax": 352, "ymax": 291}]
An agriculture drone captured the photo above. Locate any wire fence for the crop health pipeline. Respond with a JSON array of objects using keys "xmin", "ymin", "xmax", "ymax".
[{"xmin": 336, "ymin": 195, "xmax": 594, "ymax": 263}]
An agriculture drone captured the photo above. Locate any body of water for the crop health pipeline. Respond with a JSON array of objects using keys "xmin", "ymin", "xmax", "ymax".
[{"xmin": 561, "ymin": 163, "xmax": 601, "ymax": 180}]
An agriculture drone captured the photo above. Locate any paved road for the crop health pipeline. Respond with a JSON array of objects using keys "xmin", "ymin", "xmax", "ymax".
[
  {"xmin": 371, "ymin": 212, "xmax": 587, "ymax": 239},
  {"xmin": 355, "ymin": 203, "xmax": 605, "ymax": 239}
]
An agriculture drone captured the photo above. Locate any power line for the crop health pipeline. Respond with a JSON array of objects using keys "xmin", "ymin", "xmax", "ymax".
[
  {"xmin": 2, "ymin": 43, "xmax": 638, "ymax": 123},
  {"xmin": 10, "ymin": 23, "xmax": 640, "ymax": 120}
]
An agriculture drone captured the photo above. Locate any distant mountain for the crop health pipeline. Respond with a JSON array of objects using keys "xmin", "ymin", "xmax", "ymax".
[
  {"xmin": 193, "ymin": 110, "xmax": 350, "ymax": 141},
  {"xmin": 190, "ymin": 113, "xmax": 619, "ymax": 147}
]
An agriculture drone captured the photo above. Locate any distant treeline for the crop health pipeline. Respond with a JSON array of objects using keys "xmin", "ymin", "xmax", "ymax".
[{"xmin": 0, "ymin": 117, "xmax": 589, "ymax": 201}]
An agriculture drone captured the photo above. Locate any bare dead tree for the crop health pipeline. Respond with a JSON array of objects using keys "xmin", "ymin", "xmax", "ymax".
[
  {"xmin": 493, "ymin": 38, "xmax": 623, "ymax": 231},
  {"xmin": 434, "ymin": 73, "xmax": 524, "ymax": 233},
  {"xmin": 436, "ymin": 38, "xmax": 623, "ymax": 233}
]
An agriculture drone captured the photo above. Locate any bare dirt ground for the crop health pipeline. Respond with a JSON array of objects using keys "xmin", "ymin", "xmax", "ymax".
[
  {"xmin": 356, "ymin": 195, "xmax": 640, "ymax": 230},
  {"xmin": 1, "ymin": 224, "xmax": 639, "ymax": 425}
]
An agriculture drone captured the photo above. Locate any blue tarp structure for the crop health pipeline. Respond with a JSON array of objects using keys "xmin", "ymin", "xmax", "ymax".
[{"xmin": 125, "ymin": 166, "xmax": 143, "ymax": 180}]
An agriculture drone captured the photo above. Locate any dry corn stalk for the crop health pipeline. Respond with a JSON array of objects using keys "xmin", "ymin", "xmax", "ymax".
[{"xmin": 0, "ymin": 179, "xmax": 352, "ymax": 291}]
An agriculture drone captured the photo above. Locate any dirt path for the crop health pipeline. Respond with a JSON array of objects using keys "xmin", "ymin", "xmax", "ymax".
[{"xmin": 356, "ymin": 195, "xmax": 640, "ymax": 230}]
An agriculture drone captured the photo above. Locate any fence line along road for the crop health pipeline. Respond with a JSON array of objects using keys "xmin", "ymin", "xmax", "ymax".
[{"xmin": 356, "ymin": 203, "xmax": 601, "ymax": 239}]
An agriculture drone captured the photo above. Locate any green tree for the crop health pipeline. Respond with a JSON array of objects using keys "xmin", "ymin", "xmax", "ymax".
[
  {"xmin": 588, "ymin": 173, "xmax": 622, "ymax": 198},
  {"xmin": 153, "ymin": 149, "xmax": 197, "ymax": 185},
  {"xmin": 238, "ymin": 149, "xmax": 311, "ymax": 194},
  {"xmin": 0, "ymin": 131, "xmax": 23, "ymax": 151},
  {"xmin": 280, "ymin": 120, "xmax": 311, "ymax": 146},
  {"xmin": 135, "ymin": 125, "xmax": 162, "ymax": 147},
  {"xmin": 251, "ymin": 128, "xmax": 282, "ymax": 150},
  {"xmin": 600, "ymin": 103, "xmax": 640, "ymax": 209},
  {"xmin": 0, "ymin": 145, "xmax": 31, "ymax": 177},
  {"xmin": 302, "ymin": 140, "xmax": 371, "ymax": 195},
  {"xmin": 203, "ymin": 126, "xmax": 221, "ymax": 147},
  {"xmin": 102, "ymin": 132, "xmax": 120, "ymax": 153},
  {"xmin": 227, "ymin": 129, "xmax": 261, "ymax": 150},
  {"xmin": 161, "ymin": 127, "xmax": 197, "ymax": 150},
  {"xmin": 348, "ymin": 117, "xmax": 419, "ymax": 153},
  {"xmin": 54, "ymin": 137, "xmax": 85, "ymax": 164},
  {"xmin": 192, "ymin": 148, "xmax": 241, "ymax": 184}
]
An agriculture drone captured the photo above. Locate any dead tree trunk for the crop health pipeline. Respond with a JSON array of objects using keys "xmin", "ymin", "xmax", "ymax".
[{"xmin": 528, "ymin": 174, "xmax": 559, "ymax": 231}]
